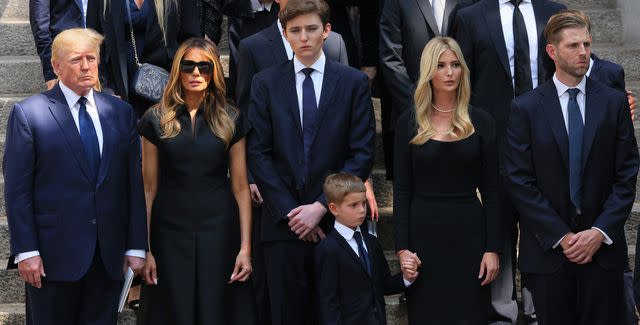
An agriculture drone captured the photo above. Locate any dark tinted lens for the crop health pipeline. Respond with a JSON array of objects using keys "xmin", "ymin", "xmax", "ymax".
[
  {"xmin": 196, "ymin": 62, "xmax": 213, "ymax": 74},
  {"xmin": 180, "ymin": 60, "xmax": 196, "ymax": 73}
]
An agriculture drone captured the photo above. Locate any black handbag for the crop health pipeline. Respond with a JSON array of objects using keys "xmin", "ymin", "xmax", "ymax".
[{"xmin": 125, "ymin": 0, "xmax": 168, "ymax": 102}]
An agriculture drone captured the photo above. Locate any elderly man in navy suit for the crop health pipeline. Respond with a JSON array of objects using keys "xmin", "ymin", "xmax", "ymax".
[
  {"xmin": 3, "ymin": 28, "xmax": 147, "ymax": 324},
  {"xmin": 505, "ymin": 10, "xmax": 639, "ymax": 324}
]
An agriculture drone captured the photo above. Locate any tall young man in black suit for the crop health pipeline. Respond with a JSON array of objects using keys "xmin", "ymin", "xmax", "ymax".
[
  {"xmin": 247, "ymin": 1, "xmax": 375, "ymax": 324},
  {"xmin": 505, "ymin": 10, "xmax": 639, "ymax": 324}
]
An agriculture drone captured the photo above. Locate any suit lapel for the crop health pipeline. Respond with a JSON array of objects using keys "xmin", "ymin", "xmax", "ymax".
[
  {"xmin": 308, "ymin": 60, "xmax": 340, "ymax": 148},
  {"xmin": 332, "ymin": 231, "xmax": 371, "ymax": 278},
  {"xmin": 581, "ymin": 78, "xmax": 604, "ymax": 171},
  {"xmin": 483, "ymin": 0, "xmax": 511, "ymax": 81},
  {"xmin": 533, "ymin": 0, "xmax": 549, "ymax": 83},
  {"xmin": 589, "ymin": 54, "xmax": 602, "ymax": 78},
  {"xmin": 540, "ymin": 82, "xmax": 569, "ymax": 170},
  {"xmin": 415, "ymin": 0, "xmax": 441, "ymax": 36},
  {"xmin": 75, "ymin": 0, "xmax": 84, "ymax": 15},
  {"xmin": 441, "ymin": 0, "xmax": 459, "ymax": 35},
  {"xmin": 268, "ymin": 23, "xmax": 289, "ymax": 63},
  {"xmin": 284, "ymin": 62, "xmax": 303, "ymax": 137},
  {"xmin": 47, "ymin": 86, "xmax": 93, "ymax": 182},
  {"xmin": 94, "ymin": 94, "xmax": 114, "ymax": 188},
  {"xmin": 112, "ymin": 0, "xmax": 129, "ymax": 97}
]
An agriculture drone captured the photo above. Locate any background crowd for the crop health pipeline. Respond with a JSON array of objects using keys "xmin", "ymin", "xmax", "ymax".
[{"xmin": 3, "ymin": 0, "xmax": 640, "ymax": 324}]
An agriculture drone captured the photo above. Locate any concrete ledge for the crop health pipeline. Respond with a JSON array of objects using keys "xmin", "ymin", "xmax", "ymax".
[{"xmin": 0, "ymin": 19, "xmax": 36, "ymax": 56}]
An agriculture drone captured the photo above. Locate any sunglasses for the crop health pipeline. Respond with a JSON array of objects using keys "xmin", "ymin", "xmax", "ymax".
[{"xmin": 179, "ymin": 60, "xmax": 214, "ymax": 74}]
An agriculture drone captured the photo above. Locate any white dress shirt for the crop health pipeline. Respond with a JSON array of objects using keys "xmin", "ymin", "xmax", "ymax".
[
  {"xmin": 585, "ymin": 57, "xmax": 595, "ymax": 77},
  {"xmin": 334, "ymin": 221, "xmax": 412, "ymax": 286},
  {"xmin": 15, "ymin": 82, "xmax": 145, "ymax": 264},
  {"xmin": 430, "ymin": 0, "xmax": 446, "ymax": 34},
  {"xmin": 550, "ymin": 74, "xmax": 613, "ymax": 248},
  {"xmin": 82, "ymin": 0, "xmax": 88, "ymax": 27},
  {"xmin": 293, "ymin": 53, "xmax": 325, "ymax": 127},
  {"xmin": 499, "ymin": 0, "xmax": 539, "ymax": 90},
  {"xmin": 277, "ymin": 19, "xmax": 294, "ymax": 60},
  {"xmin": 251, "ymin": 0, "xmax": 274, "ymax": 12}
]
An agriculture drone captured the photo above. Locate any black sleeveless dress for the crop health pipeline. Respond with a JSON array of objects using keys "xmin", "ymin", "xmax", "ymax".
[{"xmin": 393, "ymin": 107, "xmax": 502, "ymax": 324}]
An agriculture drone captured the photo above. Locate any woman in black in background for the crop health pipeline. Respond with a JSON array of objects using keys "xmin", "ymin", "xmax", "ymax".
[
  {"xmin": 136, "ymin": 38, "xmax": 256, "ymax": 324},
  {"xmin": 393, "ymin": 37, "xmax": 501, "ymax": 324},
  {"xmin": 98, "ymin": 0, "xmax": 201, "ymax": 117}
]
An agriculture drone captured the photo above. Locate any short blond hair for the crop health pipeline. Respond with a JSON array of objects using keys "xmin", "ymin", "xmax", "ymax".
[
  {"xmin": 323, "ymin": 173, "xmax": 366, "ymax": 205},
  {"xmin": 544, "ymin": 10, "xmax": 591, "ymax": 45},
  {"xmin": 51, "ymin": 28, "xmax": 104, "ymax": 64}
]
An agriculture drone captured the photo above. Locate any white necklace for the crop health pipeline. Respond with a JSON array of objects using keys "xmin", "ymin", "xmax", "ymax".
[{"xmin": 432, "ymin": 103, "xmax": 455, "ymax": 113}]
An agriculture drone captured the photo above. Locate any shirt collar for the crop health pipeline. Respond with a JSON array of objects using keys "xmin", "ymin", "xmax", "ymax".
[
  {"xmin": 553, "ymin": 73, "xmax": 586, "ymax": 97},
  {"xmin": 499, "ymin": 0, "xmax": 531, "ymax": 4},
  {"xmin": 333, "ymin": 220, "xmax": 362, "ymax": 241},
  {"xmin": 277, "ymin": 19, "xmax": 285, "ymax": 38},
  {"xmin": 58, "ymin": 81, "xmax": 96, "ymax": 109},
  {"xmin": 293, "ymin": 52, "xmax": 326, "ymax": 75},
  {"xmin": 251, "ymin": 0, "xmax": 273, "ymax": 12},
  {"xmin": 586, "ymin": 57, "xmax": 595, "ymax": 77}
]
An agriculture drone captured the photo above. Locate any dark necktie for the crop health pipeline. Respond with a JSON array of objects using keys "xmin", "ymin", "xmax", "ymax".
[
  {"xmin": 302, "ymin": 68, "xmax": 318, "ymax": 164},
  {"xmin": 353, "ymin": 231, "xmax": 372, "ymax": 276},
  {"xmin": 511, "ymin": 0, "xmax": 533, "ymax": 96},
  {"xmin": 567, "ymin": 88, "xmax": 583, "ymax": 210},
  {"xmin": 78, "ymin": 97, "xmax": 100, "ymax": 182}
]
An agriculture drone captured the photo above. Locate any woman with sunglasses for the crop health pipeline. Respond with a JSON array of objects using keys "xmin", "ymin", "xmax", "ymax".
[{"xmin": 136, "ymin": 38, "xmax": 257, "ymax": 324}]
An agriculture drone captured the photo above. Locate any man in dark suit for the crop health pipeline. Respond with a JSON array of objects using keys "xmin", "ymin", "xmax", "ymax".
[
  {"xmin": 505, "ymin": 10, "xmax": 639, "ymax": 324},
  {"xmin": 451, "ymin": 1, "xmax": 566, "ymax": 322},
  {"xmin": 30, "ymin": 0, "xmax": 100, "ymax": 89},
  {"xmin": 247, "ymin": 0, "xmax": 375, "ymax": 323},
  {"xmin": 3, "ymin": 28, "xmax": 147, "ymax": 323}
]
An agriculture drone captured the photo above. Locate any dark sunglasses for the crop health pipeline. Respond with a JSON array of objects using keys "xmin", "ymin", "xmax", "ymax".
[{"xmin": 179, "ymin": 60, "xmax": 214, "ymax": 74}]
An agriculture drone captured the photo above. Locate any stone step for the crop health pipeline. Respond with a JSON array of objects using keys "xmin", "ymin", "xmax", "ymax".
[
  {"xmin": 0, "ymin": 56, "xmax": 45, "ymax": 94},
  {"xmin": 0, "ymin": 216, "xmax": 9, "ymax": 260},
  {"xmin": 0, "ymin": 261, "xmax": 21, "ymax": 303},
  {"xmin": 594, "ymin": 45, "xmax": 640, "ymax": 81},
  {"xmin": 558, "ymin": 0, "xmax": 614, "ymax": 10},
  {"xmin": 0, "ymin": 303, "xmax": 137, "ymax": 324},
  {"xmin": 0, "ymin": 19, "xmax": 35, "ymax": 56},
  {"xmin": 583, "ymin": 9, "xmax": 623, "ymax": 45},
  {"xmin": 371, "ymin": 168, "xmax": 393, "ymax": 208},
  {"xmin": 0, "ymin": 0, "xmax": 28, "ymax": 20}
]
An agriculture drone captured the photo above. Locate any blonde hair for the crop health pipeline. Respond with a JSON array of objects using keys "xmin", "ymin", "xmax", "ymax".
[
  {"xmin": 51, "ymin": 28, "xmax": 103, "ymax": 65},
  {"xmin": 154, "ymin": 38, "xmax": 236, "ymax": 147},
  {"xmin": 323, "ymin": 173, "xmax": 366, "ymax": 205},
  {"xmin": 410, "ymin": 37, "xmax": 473, "ymax": 145},
  {"xmin": 104, "ymin": 0, "xmax": 177, "ymax": 46}
]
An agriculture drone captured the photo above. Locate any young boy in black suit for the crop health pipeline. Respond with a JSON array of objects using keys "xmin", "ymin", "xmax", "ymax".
[{"xmin": 315, "ymin": 173, "xmax": 420, "ymax": 325}]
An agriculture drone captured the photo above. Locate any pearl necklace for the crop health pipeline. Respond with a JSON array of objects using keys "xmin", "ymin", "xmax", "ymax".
[{"xmin": 432, "ymin": 103, "xmax": 455, "ymax": 113}]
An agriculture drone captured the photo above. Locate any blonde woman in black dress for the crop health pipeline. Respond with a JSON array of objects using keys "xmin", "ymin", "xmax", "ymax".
[
  {"xmin": 137, "ymin": 38, "xmax": 256, "ymax": 324},
  {"xmin": 394, "ymin": 37, "xmax": 502, "ymax": 324}
]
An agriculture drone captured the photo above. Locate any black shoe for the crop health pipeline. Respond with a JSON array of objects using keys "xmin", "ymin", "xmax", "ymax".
[{"xmin": 399, "ymin": 293, "xmax": 407, "ymax": 304}]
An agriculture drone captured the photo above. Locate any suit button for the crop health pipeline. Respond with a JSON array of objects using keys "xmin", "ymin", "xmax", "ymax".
[{"xmin": 91, "ymin": 219, "xmax": 96, "ymax": 225}]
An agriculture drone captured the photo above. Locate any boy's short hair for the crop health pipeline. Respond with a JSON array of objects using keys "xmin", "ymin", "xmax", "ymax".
[
  {"xmin": 279, "ymin": 0, "xmax": 330, "ymax": 30},
  {"xmin": 544, "ymin": 9, "xmax": 591, "ymax": 45},
  {"xmin": 323, "ymin": 173, "xmax": 366, "ymax": 205}
]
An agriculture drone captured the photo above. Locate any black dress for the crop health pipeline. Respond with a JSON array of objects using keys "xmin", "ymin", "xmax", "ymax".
[
  {"xmin": 393, "ymin": 107, "xmax": 501, "ymax": 324},
  {"xmin": 137, "ymin": 106, "xmax": 256, "ymax": 325}
]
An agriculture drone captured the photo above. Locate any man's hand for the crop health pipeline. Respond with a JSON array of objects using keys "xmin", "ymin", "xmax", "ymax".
[
  {"xmin": 18, "ymin": 256, "xmax": 45, "ymax": 288},
  {"xmin": 361, "ymin": 66, "xmax": 377, "ymax": 86},
  {"xmin": 249, "ymin": 184, "xmax": 263, "ymax": 207},
  {"xmin": 563, "ymin": 229, "xmax": 604, "ymax": 264},
  {"xmin": 142, "ymin": 252, "xmax": 158, "ymax": 285},
  {"xmin": 559, "ymin": 232, "xmax": 576, "ymax": 251},
  {"xmin": 479, "ymin": 252, "xmax": 500, "ymax": 286},
  {"xmin": 124, "ymin": 255, "xmax": 145, "ymax": 276},
  {"xmin": 45, "ymin": 79, "xmax": 57, "ymax": 90},
  {"xmin": 364, "ymin": 179, "xmax": 379, "ymax": 221},
  {"xmin": 627, "ymin": 90, "xmax": 636, "ymax": 120},
  {"xmin": 301, "ymin": 227, "xmax": 326, "ymax": 243},
  {"xmin": 287, "ymin": 202, "xmax": 327, "ymax": 239}
]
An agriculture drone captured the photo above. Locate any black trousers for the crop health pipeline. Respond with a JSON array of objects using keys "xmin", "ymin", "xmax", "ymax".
[
  {"xmin": 252, "ymin": 207, "xmax": 271, "ymax": 325},
  {"xmin": 525, "ymin": 261, "xmax": 624, "ymax": 325},
  {"xmin": 26, "ymin": 250, "xmax": 121, "ymax": 325},
  {"xmin": 263, "ymin": 240, "xmax": 317, "ymax": 325}
]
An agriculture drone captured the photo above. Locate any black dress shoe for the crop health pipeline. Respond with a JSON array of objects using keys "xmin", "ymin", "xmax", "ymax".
[{"xmin": 399, "ymin": 293, "xmax": 407, "ymax": 304}]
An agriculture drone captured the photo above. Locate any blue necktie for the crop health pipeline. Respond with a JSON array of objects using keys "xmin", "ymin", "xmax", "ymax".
[
  {"xmin": 567, "ymin": 88, "xmax": 583, "ymax": 210},
  {"xmin": 78, "ymin": 97, "xmax": 100, "ymax": 182},
  {"xmin": 301, "ymin": 68, "xmax": 318, "ymax": 163},
  {"xmin": 353, "ymin": 231, "xmax": 372, "ymax": 276}
]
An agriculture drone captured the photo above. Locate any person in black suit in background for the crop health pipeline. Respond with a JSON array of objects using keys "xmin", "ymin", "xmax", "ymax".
[
  {"xmin": 29, "ymin": 0, "xmax": 101, "ymax": 89},
  {"xmin": 451, "ymin": 1, "xmax": 566, "ymax": 322},
  {"xmin": 505, "ymin": 10, "xmax": 639, "ymax": 324},
  {"xmin": 315, "ymin": 173, "xmax": 418, "ymax": 325}
]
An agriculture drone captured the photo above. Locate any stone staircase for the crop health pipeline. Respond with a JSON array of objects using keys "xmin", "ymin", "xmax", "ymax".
[{"xmin": 0, "ymin": 0, "xmax": 638, "ymax": 323}]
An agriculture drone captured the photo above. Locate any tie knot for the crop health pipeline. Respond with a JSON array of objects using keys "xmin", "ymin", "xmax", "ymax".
[
  {"xmin": 302, "ymin": 67, "xmax": 314, "ymax": 77},
  {"xmin": 77, "ymin": 97, "xmax": 88, "ymax": 108},
  {"xmin": 510, "ymin": 0, "xmax": 522, "ymax": 6},
  {"xmin": 567, "ymin": 88, "xmax": 580, "ymax": 99},
  {"xmin": 354, "ymin": 230, "xmax": 363, "ymax": 241}
]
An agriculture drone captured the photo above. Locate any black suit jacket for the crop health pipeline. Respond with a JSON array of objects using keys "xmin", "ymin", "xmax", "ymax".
[
  {"xmin": 247, "ymin": 59, "xmax": 375, "ymax": 241},
  {"xmin": 315, "ymin": 230, "xmax": 406, "ymax": 325},
  {"xmin": 379, "ymin": 0, "xmax": 476, "ymax": 126},
  {"xmin": 504, "ymin": 78, "xmax": 639, "ymax": 274},
  {"xmin": 589, "ymin": 54, "xmax": 626, "ymax": 92},
  {"xmin": 452, "ymin": 0, "xmax": 566, "ymax": 155},
  {"xmin": 29, "ymin": 0, "xmax": 100, "ymax": 81}
]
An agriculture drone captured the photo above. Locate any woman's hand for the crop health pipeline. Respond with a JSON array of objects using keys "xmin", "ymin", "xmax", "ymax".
[
  {"xmin": 398, "ymin": 250, "xmax": 422, "ymax": 279},
  {"xmin": 364, "ymin": 179, "xmax": 379, "ymax": 221},
  {"xmin": 142, "ymin": 251, "xmax": 158, "ymax": 285},
  {"xmin": 229, "ymin": 249, "xmax": 252, "ymax": 283},
  {"xmin": 479, "ymin": 252, "xmax": 499, "ymax": 286}
]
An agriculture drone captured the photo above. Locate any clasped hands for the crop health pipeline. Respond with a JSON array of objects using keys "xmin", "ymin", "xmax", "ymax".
[
  {"xmin": 397, "ymin": 250, "xmax": 422, "ymax": 282},
  {"xmin": 559, "ymin": 229, "xmax": 605, "ymax": 264},
  {"xmin": 287, "ymin": 202, "xmax": 327, "ymax": 243}
]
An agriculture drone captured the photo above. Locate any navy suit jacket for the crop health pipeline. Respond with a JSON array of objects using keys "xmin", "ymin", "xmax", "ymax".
[
  {"xmin": 589, "ymin": 54, "xmax": 626, "ymax": 92},
  {"xmin": 315, "ymin": 230, "xmax": 405, "ymax": 325},
  {"xmin": 247, "ymin": 59, "xmax": 375, "ymax": 241},
  {"xmin": 504, "ymin": 78, "xmax": 639, "ymax": 274},
  {"xmin": 3, "ymin": 85, "xmax": 147, "ymax": 281},
  {"xmin": 452, "ymin": 0, "xmax": 566, "ymax": 156}
]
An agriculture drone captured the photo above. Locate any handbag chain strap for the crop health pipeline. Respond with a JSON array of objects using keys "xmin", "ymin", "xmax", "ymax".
[{"xmin": 124, "ymin": 0, "xmax": 141, "ymax": 67}]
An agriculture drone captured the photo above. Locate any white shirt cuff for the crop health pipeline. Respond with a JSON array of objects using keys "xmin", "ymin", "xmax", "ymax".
[
  {"xmin": 15, "ymin": 251, "xmax": 40, "ymax": 264},
  {"xmin": 403, "ymin": 278, "xmax": 413, "ymax": 287},
  {"xmin": 552, "ymin": 235, "xmax": 567, "ymax": 249},
  {"xmin": 592, "ymin": 227, "xmax": 613, "ymax": 245},
  {"xmin": 125, "ymin": 249, "xmax": 146, "ymax": 259}
]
